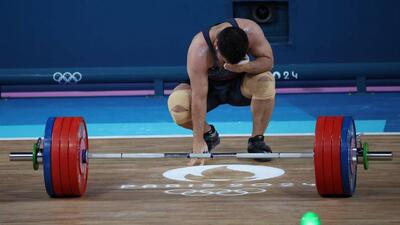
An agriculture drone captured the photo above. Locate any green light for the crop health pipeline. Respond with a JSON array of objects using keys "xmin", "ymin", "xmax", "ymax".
[{"xmin": 300, "ymin": 211, "xmax": 321, "ymax": 225}]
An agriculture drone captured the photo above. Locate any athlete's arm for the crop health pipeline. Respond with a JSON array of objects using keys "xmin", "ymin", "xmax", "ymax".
[{"xmin": 187, "ymin": 34, "xmax": 210, "ymax": 165}]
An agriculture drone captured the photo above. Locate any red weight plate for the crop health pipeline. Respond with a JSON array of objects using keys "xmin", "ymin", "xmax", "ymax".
[
  {"xmin": 68, "ymin": 117, "xmax": 89, "ymax": 196},
  {"xmin": 314, "ymin": 116, "xmax": 326, "ymax": 195},
  {"xmin": 59, "ymin": 118, "xmax": 73, "ymax": 195},
  {"xmin": 322, "ymin": 117, "xmax": 334, "ymax": 195},
  {"xmin": 68, "ymin": 118, "xmax": 80, "ymax": 195},
  {"xmin": 51, "ymin": 118, "xmax": 63, "ymax": 196},
  {"xmin": 331, "ymin": 116, "xmax": 344, "ymax": 195}
]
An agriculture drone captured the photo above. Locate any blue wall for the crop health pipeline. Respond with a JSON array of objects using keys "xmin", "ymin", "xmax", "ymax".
[
  {"xmin": 282, "ymin": 0, "xmax": 400, "ymax": 64},
  {"xmin": 0, "ymin": 0, "xmax": 399, "ymax": 77},
  {"xmin": 1, "ymin": 0, "xmax": 230, "ymax": 68}
]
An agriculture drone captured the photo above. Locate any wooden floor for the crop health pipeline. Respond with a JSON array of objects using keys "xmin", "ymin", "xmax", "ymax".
[{"xmin": 1, "ymin": 135, "xmax": 399, "ymax": 225}]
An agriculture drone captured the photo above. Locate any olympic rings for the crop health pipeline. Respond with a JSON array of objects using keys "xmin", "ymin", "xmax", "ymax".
[{"xmin": 53, "ymin": 72, "xmax": 82, "ymax": 84}]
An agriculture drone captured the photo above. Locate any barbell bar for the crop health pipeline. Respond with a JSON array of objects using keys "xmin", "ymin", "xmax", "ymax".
[
  {"xmin": 7, "ymin": 116, "xmax": 393, "ymax": 198},
  {"xmin": 9, "ymin": 151, "xmax": 392, "ymax": 160}
]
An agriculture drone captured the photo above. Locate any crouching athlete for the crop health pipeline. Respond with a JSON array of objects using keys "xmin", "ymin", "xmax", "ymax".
[{"xmin": 168, "ymin": 18, "xmax": 275, "ymax": 165}]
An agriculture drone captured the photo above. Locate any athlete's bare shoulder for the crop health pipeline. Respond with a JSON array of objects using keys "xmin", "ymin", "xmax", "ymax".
[
  {"xmin": 235, "ymin": 18, "xmax": 259, "ymax": 26},
  {"xmin": 187, "ymin": 32, "xmax": 211, "ymax": 74},
  {"xmin": 189, "ymin": 32, "xmax": 209, "ymax": 55},
  {"xmin": 235, "ymin": 18, "xmax": 264, "ymax": 36},
  {"xmin": 235, "ymin": 18, "xmax": 269, "ymax": 51}
]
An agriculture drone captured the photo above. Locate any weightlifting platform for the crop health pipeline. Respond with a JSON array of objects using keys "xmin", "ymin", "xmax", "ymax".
[{"xmin": 1, "ymin": 135, "xmax": 399, "ymax": 225}]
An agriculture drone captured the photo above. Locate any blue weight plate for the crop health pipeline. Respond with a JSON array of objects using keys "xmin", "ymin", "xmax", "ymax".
[
  {"xmin": 349, "ymin": 118, "xmax": 358, "ymax": 194},
  {"xmin": 43, "ymin": 117, "xmax": 55, "ymax": 197},
  {"xmin": 340, "ymin": 116, "xmax": 357, "ymax": 196}
]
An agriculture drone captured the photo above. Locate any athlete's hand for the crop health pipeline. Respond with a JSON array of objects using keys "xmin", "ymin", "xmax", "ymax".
[
  {"xmin": 223, "ymin": 63, "xmax": 247, "ymax": 73},
  {"xmin": 223, "ymin": 55, "xmax": 250, "ymax": 73},
  {"xmin": 188, "ymin": 139, "xmax": 208, "ymax": 166}
]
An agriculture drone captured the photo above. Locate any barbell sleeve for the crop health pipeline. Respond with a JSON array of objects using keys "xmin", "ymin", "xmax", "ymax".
[
  {"xmin": 9, "ymin": 152, "xmax": 39, "ymax": 161},
  {"xmin": 365, "ymin": 152, "xmax": 393, "ymax": 160}
]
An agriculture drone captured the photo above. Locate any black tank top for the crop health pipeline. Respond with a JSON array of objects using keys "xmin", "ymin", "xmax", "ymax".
[{"xmin": 202, "ymin": 18, "xmax": 246, "ymax": 82}]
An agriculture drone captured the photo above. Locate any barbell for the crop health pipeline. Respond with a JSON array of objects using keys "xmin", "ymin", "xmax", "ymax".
[{"xmin": 9, "ymin": 116, "xmax": 392, "ymax": 198}]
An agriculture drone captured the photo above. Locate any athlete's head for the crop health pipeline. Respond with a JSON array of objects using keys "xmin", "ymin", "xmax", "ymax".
[{"xmin": 216, "ymin": 27, "xmax": 249, "ymax": 64}]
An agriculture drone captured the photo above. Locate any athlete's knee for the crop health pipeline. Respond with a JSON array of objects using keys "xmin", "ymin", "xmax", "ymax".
[
  {"xmin": 167, "ymin": 84, "xmax": 192, "ymax": 125},
  {"xmin": 241, "ymin": 72, "xmax": 276, "ymax": 100}
]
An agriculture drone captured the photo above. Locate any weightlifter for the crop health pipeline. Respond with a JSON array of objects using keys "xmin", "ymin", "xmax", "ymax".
[{"xmin": 168, "ymin": 18, "xmax": 275, "ymax": 165}]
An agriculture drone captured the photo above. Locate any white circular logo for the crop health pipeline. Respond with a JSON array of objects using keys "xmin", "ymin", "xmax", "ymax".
[{"xmin": 163, "ymin": 164, "xmax": 285, "ymax": 182}]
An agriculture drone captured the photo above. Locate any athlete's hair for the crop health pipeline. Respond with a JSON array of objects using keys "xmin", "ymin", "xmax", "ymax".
[{"xmin": 216, "ymin": 27, "xmax": 249, "ymax": 64}]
